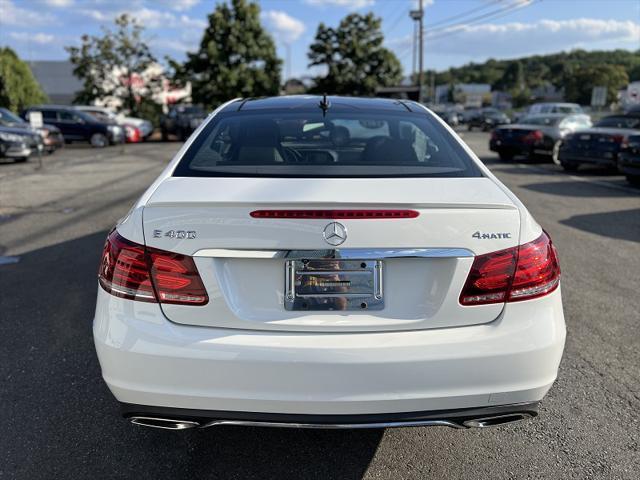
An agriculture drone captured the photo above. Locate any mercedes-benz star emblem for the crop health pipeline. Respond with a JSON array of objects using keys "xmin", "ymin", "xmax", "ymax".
[{"xmin": 323, "ymin": 222, "xmax": 347, "ymax": 246}]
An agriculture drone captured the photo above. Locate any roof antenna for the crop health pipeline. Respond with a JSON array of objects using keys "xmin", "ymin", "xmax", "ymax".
[{"xmin": 318, "ymin": 93, "xmax": 330, "ymax": 117}]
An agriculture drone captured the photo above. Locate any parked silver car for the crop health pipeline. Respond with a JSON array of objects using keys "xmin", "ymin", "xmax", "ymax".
[{"xmin": 489, "ymin": 113, "xmax": 592, "ymax": 163}]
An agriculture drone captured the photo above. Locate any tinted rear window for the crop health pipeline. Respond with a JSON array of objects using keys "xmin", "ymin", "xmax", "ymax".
[
  {"xmin": 173, "ymin": 110, "xmax": 482, "ymax": 178},
  {"xmin": 595, "ymin": 116, "xmax": 640, "ymax": 129}
]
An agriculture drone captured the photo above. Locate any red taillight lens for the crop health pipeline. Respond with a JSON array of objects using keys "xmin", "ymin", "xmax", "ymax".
[
  {"xmin": 98, "ymin": 230, "xmax": 208, "ymax": 305},
  {"xmin": 509, "ymin": 232, "xmax": 560, "ymax": 301},
  {"xmin": 459, "ymin": 232, "xmax": 560, "ymax": 306},
  {"xmin": 250, "ymin": 210, "xmax": 419, "ymax": 219},
  {"xmin": 523, "ymin": 130, "xmax": 544, "ymax": 144},
  {"xmin": 147, "ymin": 248, "xmax": 208, "ymax": 305}
]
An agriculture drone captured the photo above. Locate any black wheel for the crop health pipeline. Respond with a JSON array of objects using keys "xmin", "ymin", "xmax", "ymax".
[
  {"xmin": 561, "ymin": 162, "xmax": 579, "ymax": 172},
  {"xmin": 14, "ymin": 156, "xmax": 28, "ymax": 163},
  {"xmin": 626, "ymin": 174, "xmax": 640, "ymax": 186},
  {"xmin": 467, "ymin": 124, "xmax": 473, "ymax": 131},
  {"xmin": 161, "ymin": 129, "xmax": 169, "ymax": 141},
  {"xmin": 90, "ymin": 133, "xmax": 108, "ymax": 148},
  {"xmin": 498, "ymin": 151, "xmax": 514, "ymax": 161}
]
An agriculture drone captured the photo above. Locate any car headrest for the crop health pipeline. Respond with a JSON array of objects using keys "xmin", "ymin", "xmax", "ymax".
[{"xmin": 362, "ymin": 137, "xmax": 418, "ymax": 164}]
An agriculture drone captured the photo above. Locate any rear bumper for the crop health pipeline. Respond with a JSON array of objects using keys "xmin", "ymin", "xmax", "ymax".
[
  {"xmin": 558, "ymin": 151, "xmax": 618, "ymax": 167},
  {"xmin": 618, "ymin": 154, "xmax": 640, "ymax": 176},
  {"xmin": 93, "ymin": 287, "xmax": 566, "ymax": 416},
  {"xmin": 121, "ymin": 401, "xmax": 540, "ymax": 429}
]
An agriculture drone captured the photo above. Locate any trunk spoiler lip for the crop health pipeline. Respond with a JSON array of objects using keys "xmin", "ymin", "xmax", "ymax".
[
  {"xmin": 191, "ymin": 247, "xmax": 475, "ymax": 259},
  {"xmin": 144, "ymin": 201, "xmax": 518, "ymax": 210}
]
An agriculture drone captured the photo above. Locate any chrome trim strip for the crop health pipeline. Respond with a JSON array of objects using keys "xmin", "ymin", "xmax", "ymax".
[
  {"xmin": 194, "ymin": 247, "xmax": 474, "ymax": 259},
  {"xmin": 200, "ymin": 419, "xmax": 465, "ymax": 430}
]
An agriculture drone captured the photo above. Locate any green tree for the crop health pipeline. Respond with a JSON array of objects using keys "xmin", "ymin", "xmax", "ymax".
[
  {"xmin": 308, "ymin": 13, "xmax": 402, "ymax": 96},
  {"xmin": 177, "ymin": 0, "xmax": 281, "ymax": 108},
  {"xmin": 0, "ymin": 47, "xmax": 47, "ymax": 112},
  {"xmin": 66, "ymin": 14, "xmax": 160, "ymax": 115},
  {"xmin": 563, "ymin": 64, "xmax": 629, "ymax": 105}
]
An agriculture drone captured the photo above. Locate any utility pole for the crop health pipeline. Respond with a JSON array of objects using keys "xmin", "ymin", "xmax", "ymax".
[
  {"xmin": 412, "ymin": 20, "xmax": 417, "ymax": 79},
  {"xmin": 418, "ymin": 0, "xmax": 424, "ymax": 101},
  {"xmin": 409, "ymin": 2, "xmax": 424, "ymax": 101}
]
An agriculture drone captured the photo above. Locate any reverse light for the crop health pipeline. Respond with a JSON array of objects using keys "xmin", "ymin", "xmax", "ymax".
[
  {"xmin": 459, "ymin": 232, "xmax": 560, "ymax": 306},
  {"xmin": 250, "ymin": 210, "xmax": 419, "ymax": 219},
  {"xmin": 98, "ymin": 230, "xmax": 208, "ymax": 305}
]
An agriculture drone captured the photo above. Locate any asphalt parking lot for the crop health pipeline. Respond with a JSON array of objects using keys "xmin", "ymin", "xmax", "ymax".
[{"xmin": 1, "ymin": 133, "xmax": 638, "ymax": 479}]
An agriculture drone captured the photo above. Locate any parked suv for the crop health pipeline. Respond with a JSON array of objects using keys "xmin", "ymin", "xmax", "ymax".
[
  {"xmin": 22, "ymin": 105, "xmax": 124, "ymax": 147},
  {"xmin": 160, "ymin": 105, "xmax": 207, "ymax": 141}
]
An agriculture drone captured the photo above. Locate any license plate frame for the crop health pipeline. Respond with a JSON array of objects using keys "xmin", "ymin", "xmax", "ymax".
[{"xmin": 284, "ymin": 259, "xmax": 383, "ymax": 311}]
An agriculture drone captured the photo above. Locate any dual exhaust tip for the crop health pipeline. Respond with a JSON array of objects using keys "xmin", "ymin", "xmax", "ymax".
[{"xmin": 128, "ymin": 412, "xmax": 533, "ymax": 431}]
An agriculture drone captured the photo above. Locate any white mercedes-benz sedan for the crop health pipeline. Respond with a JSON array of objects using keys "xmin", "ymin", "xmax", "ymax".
[{"xmin": 94, "ymin": 96, "xmax": 565, "ymax": 431}]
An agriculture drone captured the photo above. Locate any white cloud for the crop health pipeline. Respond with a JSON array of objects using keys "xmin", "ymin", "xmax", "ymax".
[
  {"xmin": 0, "ymin": 0, "xmax": 56, "ymax": 27},
  {"xmin": 8, "ymin": 31, "xmax": 56, "ymax": 44},
  {"xmin": 262, "ymin": 10, "xmax": 306, "ymax": 43},
  {"xmin": 304, "ymin": 0, "xmax": 375, "ymax": 9},
  {"xmin": 78, "ymin": 7, "xmax": 206, "ymax": 30},
  {"xmin": 45, "ymin": 0, "xmax": 73, "ymax": 7},
  {"xmin": 424, "ymin": 18, "xmax": 640, "ymax": 56},
  {"xmin": 390, "ymin": 18, "xmax": 640, "ymax": 61},
  {"xmin": 155, "ymin": 0, "xmax": 200, "ymax": 11}
]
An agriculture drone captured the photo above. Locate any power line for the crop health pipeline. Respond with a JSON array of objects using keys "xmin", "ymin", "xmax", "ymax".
[
  {"xmin": 423, "ymin": 0, "xmax": 504, "ymax": 29},
  {"xmin": 423, "ymin": 0, "xmax": 541, "ymax": 42}
]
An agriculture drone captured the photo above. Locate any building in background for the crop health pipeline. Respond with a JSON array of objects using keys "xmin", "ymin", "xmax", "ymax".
[{"xmin": 27, "ymin": 61, "xmax": 82, "ymax": 105}]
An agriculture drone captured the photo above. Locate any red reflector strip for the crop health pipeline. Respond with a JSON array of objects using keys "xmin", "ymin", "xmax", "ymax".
[{"xmin": 250, "ymin": 210, "xmax": 419, "ymax": 219}]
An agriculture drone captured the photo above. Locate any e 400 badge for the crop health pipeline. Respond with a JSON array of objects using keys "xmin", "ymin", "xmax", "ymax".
[{"xmin": 153, "ymin": 230, "xmax": 197, "ymax": 239}]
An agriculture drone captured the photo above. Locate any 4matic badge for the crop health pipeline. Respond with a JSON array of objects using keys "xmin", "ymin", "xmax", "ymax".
[
  {"xmin": 153, "ymin": 229, "xmax": 197, "ymax": 239},
  {"xmin": 472, "ymin": 231, "xmax": 512, "ymax": 240}
]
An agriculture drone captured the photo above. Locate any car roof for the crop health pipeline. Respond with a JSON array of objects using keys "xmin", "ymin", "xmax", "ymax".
[
  {"xmin": 221, "ymin": 95, "xmax": 415, "ymax": 114},
  {"xmin": 26, "ymin": 105, "xmax": 77, "ymax": 111}
]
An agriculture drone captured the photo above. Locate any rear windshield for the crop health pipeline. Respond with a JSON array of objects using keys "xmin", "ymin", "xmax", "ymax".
[
  {"xmin": 521, "ymin": 116, "xmax": 561, "ymax": 126},
  {"xmin": 595, "ymin": 116, "xmax": 640, "ymax": 129},
  {"xmin": 173, "ymin": 110, "xmax": 482, "ymax": 178}
]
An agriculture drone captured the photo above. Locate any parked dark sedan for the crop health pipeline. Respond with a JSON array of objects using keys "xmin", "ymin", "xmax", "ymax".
[
  {"xmin": 490, "ymin": 114, "xmax": 592, "ymax": 162},
  {"xmin": 468, "ymin": 108, "xmax": 510, "ymax": 131},
  {"xmin": 22, "ymin": 105, "xmax": 124, "ymax": 147},
  {"xmin": 618, "ymin": 134, "xmax": 640, "ymax": 185},
  {"xmin": 0, "ymin": 107, "xmax": 63, "ymax": 153},
  {"xmin": 0, "ymin": 125, "xmax": 38, "ymax": 162},
  {"xmin": 557, "ymin": 113, "xmax": 640, "ymax": 172},
  {"xmin": 160, "ymin": 105, "xmax": 207, "ymax": 141}
]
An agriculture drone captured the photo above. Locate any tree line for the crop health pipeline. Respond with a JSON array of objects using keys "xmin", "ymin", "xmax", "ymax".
[{"xmin": 427, "ymin": 49, "xmax": 639, "ymax": 107}]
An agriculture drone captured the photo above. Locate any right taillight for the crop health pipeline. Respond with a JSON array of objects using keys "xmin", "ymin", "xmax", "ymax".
[
  {"xmin": 460, "ymin": 232, "xmax": 560, "ymax": 306},
  {"xmin": 98, "ymin": 230, "xmax": 208, "ymax": 306}
]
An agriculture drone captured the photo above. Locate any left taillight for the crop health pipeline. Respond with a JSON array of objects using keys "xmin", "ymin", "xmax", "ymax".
[{"xmin": 98, "ymin": 230, "xmax": 208, "ymax": 305}]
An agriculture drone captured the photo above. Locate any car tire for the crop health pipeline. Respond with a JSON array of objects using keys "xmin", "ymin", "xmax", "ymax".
[
  {"xmin": 626, "ymin": 174, "xmax": 640, "ymax": 186},
  {"xmin": 161, "ymin": 129, "xmax": 169, "ymax": 142},
  {"xmin": 561, "ymin": 162, "xmax": 579, "ymax": 172},
  {"xmin": 90, "ymin": 133, "xmax": 108, "ymax": 148},
  {"xmin": 14, "ymin": 157, "xmax": 28, "ymax": 163},
  {"xmin": 498, "ymin": 151, "xmax": 514, "ymax": 161},
  {"xmin": 551, "ymin": 141, "xmax": 562, "ymax": 165},
  {"xmin": 467, "ymin": 125, "xmax": 473, "ymax": 131}
]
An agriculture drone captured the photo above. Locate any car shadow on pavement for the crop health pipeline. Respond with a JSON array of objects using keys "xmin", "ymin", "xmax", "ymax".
[
  {"xmin": 520, "ymin": 180, "xmax": 639, "ymax": 197},
  {"xmin": 0, "ymin": 231, "xmax": 382, "ymax": 480},
  {"xmin": 559, "ymin": 208, "xmax": 640, "ymax": 243}
]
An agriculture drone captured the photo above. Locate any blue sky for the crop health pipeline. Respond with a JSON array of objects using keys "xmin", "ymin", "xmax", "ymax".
[{"xmin": 1, "ymin": 0, "xmax": 639, "ymax": 79}]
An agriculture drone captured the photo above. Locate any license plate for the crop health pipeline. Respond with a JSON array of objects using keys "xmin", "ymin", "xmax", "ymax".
[
  {"xmin": 284, "ymin": 259, "xmax": 383, "ymax": 311},
  {"xmin": 580, "ymin": 134, "xmax": 591, "ymax": 140}
]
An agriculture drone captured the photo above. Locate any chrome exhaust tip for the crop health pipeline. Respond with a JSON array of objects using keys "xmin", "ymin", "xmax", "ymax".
[
  {"xmin": 129, "ymin": 416, "xmax": 200, "ymax": 430},
  {"xmin": 462, "ymin": 412, "xmax": 533, "ymax": 428}
]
